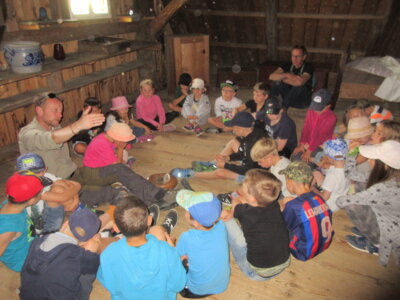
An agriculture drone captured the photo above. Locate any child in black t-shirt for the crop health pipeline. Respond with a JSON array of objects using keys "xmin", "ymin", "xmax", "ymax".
[
  {"xmin": 221, "ymin": 169, "xmax": 290, "ymax": 280},
  {"xmin": 256, "ymin": 96, "xmax": 297, "ymax": 158},
  {"xmin": 234, "ymin": 82, "xmax": 269, "ymax": 119}
]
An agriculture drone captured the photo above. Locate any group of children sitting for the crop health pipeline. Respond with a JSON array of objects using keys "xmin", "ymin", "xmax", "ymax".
[{"xmin": 1, "ymin": 73, "xmax": 399, "ymax": 300}]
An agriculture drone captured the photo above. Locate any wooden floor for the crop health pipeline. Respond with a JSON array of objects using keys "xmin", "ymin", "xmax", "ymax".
[{"xmin": 0, "ymin": 88, "xmax": 399, "ymax": 300}]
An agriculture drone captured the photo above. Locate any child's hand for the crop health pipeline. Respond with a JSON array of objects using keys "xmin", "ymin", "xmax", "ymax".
[
  {"xmin": 157, "ymin": 124, "xmax": 163, "ymax": 131},
  {"xmin": 349, "ymin": 140, "xmax": 361, "ymax": 151},
  {"xmin": 301, "ymin": 149, "xmax": 312, "ymax": 162},
  {"xmin": 82, "ymin": 234, "xmax": 101, "ymax": 253},
  {"xmin": 181, "ymin": 86, "xmax": 189, "ymax": 96},
  {"xmin": 216, "ymin": 154, "xmax": 228, "ymax": 162},
  {"xmin": 115, "ymin": 141, "xmax": 128, "ymax": 150},
  {"xmin": 144, "ymin": 126, "xmax": 152, "ymax": 135},
  {"xmin": 220, "ymin": 210, "xmax": 233, "ymax": 222}
]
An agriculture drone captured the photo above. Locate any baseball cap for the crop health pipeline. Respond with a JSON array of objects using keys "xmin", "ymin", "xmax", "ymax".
[
  {"xmin": 264, "ymin": 96, "xmax": 282, "ymax": 115},
  {"xmin": 220, "ymin": 80, "xmax": 238, "ymax": 92},
  {"xmin": 107, "ymin": 122, "xmax": 135, "ymax": 142},
  {"xmin": 176, "ymin": 190, "xmax": 221, "ymax": 227},
  {"xmin": 224, "ymin": 111, "xmax": 254, "ymax": 128},
  {"xmin": 69, "ymin": 208, "xmax": 101, "ymax": 242},
  {"xmin": 16, "ymin": 153, "xmax": 46, "ymax": 173},
  {"xmin": 309, "ymin": 89, "xmax": 332, "ymax": 111},
  {"xmin": 6, "ymin": 172, "xmax": 51, "ymax": 203},
  {"xmin": 323, "ymin": 138, "xmax": 348, "ymax": 161},
  {"xmin": 359, "ymin": 140, "xmax": 400, "ymax": 169},
  {"xmin": 279, "ymin": 161, "xmax": 313, "ymax": 183}
]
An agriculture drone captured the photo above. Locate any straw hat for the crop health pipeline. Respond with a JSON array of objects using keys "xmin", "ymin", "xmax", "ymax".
[{"xmin": 344, "ymin": 116, "xmax": 374, "ymax": 140}]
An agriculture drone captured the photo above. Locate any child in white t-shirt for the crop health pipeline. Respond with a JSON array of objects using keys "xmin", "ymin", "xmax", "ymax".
[
  {"xmin": 313, "ymin": 138, "xmax": 349, "ymax": 212},
  {"xmin": 207, "ymin": 80, "xmax": 242, "ymax": 133}
]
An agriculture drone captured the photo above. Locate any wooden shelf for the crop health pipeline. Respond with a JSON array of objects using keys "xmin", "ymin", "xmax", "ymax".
[
  {"xmin": 0, "ymin": 60, "xmax": 144, "ymax": 114},
  {"xmin": 0, "ymin": 40, "xmax": 158, "ymax": 86}
]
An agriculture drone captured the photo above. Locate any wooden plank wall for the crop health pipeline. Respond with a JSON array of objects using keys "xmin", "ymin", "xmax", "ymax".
[
  {"xmin": 0, "ymin": 1, "xmax": 160, "ymax": 147},
  {"xmin": 170, "ymin": 0, "xmax": 392, "ymax": 70}
]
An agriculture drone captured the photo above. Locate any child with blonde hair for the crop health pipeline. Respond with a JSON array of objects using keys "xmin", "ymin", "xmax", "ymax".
[
  {"xmin": 136, "ymin": 79, "xmax": 176, "ymax": 132},
  {"xmin": 221, "ymin": 169, "xmax": 290, "ymax": 280},
  {"xmin": 182, "ymin": 78, "xmax": 211, "ymax": 136}
]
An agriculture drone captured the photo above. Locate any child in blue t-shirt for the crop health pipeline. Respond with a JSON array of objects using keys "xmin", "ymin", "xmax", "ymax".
[
  {"xmin": 97, "ymin": 196, "xmax": 186, "ymax": 300},
  {"xmin": 176, "ymin": 190, "xmax": 230, "ymax": 297},
  {"xmin": 279, "ymin": 161, "xmax": 334, "ymax": 261},
  {"xmin": 0, "ymin": 172, "xmax": 48, "ymax": 271}
]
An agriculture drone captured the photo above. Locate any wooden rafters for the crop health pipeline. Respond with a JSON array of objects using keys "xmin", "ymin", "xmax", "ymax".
[{"xmin": 150, "ymin": 0, "xmax": 188, "ymax": 35}]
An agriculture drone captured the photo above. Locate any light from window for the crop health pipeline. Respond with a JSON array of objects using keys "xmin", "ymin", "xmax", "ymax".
[{"xmin": 70, "ymin": 0, "xmax": 109, "ymax": 18}]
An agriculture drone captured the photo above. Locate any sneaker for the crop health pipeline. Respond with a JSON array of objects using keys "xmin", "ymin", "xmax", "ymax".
[
  {"xmin": 137, "ymin": 134, "xmax": 154, "ymax": 143},
  {"xmin": 217, "ymin": 193, "xmax": 233, "ymax": 206},
  {"xmin": 350, "ymin": 226, "xmax": 364, "ymax": 237},
  {"xmin": 194, "ymin": 126, "xmax": 204, "ymax": 137},
  {"xmin": 157, "ymin": 190, "xmax": 178, "ymax": 210},
  {"xmin": 183, "ymin": 123, "xmax": 194, "ymax": 131},
  {"xmin": 148, "ymin": 204, "xmax": 160, "ymax": 225},
  {"xmin": 161, "ymin": 209, "xmax": 178, "ymax": 234},
  {"xmin": 205, "ymin": 127, "xmax": 223, "ymax": 134},
  {"xmin": 170, "ymin": 168, "xmax": 195, "ymax": 178},
  {"xmin": 126, "ymin": 156, "xmax": 136, "ymax": 168},
  {"xmin": 345, "ymin": 235, "xmax": 379, "ymax": 255},
  {"xmin": 174, "ymin": 178, "xmax": 194, "ymax": 191},
  {"xmin": 191, "ymin": 161, "xmax": 217, "ymax": 172},
  {"xmin": 162, "ymin": 123, "xmax": 176, "ymax": 132}
]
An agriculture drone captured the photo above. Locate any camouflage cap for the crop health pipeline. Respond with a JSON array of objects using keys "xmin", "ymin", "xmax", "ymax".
[{"xmin": 278, "ymin": 161, "xmax": 313, "ymax": 183}]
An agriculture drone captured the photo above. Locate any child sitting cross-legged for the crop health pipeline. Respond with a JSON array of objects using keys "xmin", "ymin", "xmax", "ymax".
[
  {"xmin": 221, "ymin": 169, "xmax": 291, "ymax": 281},
  {"xmin": 20, "ymin": 208, "xmax": 102, "ymax": 300},
  {"xmin": 207, "ymin": 80, "xmax": 242, "ymax": 133},
  {"xmin": 97, "ymin": 196, "xmax": 186, "ymax": 299},
  {"xmin": 279, "ymin": 161, "xmax": 334, "ymax": 261},
  {"xmin": 176, "ymin": 190, "xmax": 230, "ymax": 298},
  {"xmin": 313, "ymin": 138, "xmax": 350, "ymax": 212},
  {"xmin": 181, "ymin": 78, "xmax": 211, "ymax": 136},
  {"xmin": 172, "ymin": 111, "xmax": 267, "ymax": 181}
]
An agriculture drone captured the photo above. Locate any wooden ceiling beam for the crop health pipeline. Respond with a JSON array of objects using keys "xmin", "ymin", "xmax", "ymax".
[
  {"xmin": 210, "ymin": 42, "xmax": 365, "ymax": 56},
  {"xmin": 150, "ymin": 0, "xmax": 188, "ymax": 35},
  {"xmin": 185, "ymin": 9, "xmax": 385, "ymax": 20}
]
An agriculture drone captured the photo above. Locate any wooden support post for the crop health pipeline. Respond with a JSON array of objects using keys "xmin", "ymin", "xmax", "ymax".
[
  {"xmin": 265, "ymin": 0, "xmax": 278, "ymax": 60},
  {"xmin": 150, "ymin": 0, "xmax": 188, "ymax": 35}
]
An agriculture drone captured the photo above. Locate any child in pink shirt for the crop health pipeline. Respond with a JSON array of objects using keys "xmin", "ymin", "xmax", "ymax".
[
  {"xmin": 292, "ymin": 89, "xmax": 336, "ymax": 163},
  {"xmin": 136, "ymin": 79, "xmax": 175, "ymax": 132}
]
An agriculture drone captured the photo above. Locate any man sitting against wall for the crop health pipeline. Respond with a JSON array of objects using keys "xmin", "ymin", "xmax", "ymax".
[{"xmin": 269, "ymin": 45, "xmax": 314, "ymax": 110}]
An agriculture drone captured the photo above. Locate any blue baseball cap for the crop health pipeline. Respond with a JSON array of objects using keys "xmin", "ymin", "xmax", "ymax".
[
  {"xmin": 224, "ymin": 111, "xmax": 254, "ymax": 128},
  {"xmin": 16, "ymin": 153, "xmax": 46, "ymax": 173},
  {"xmin": 176, "ymin": 190, "xmax": 221, "ymax": 227}
]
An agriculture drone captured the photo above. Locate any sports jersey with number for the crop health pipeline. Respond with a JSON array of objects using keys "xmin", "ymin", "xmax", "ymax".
[{"xmin": 282, "ymin": 192, "xmax": 333, "ymax": 261}]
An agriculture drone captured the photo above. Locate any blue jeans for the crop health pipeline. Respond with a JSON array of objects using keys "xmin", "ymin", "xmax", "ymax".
[
  {"xmin": 43, "ymin": 204, "xmax": 64, "ymax": 233},
  {"xmin": 225, "ymin": 219, "xmax": 289, "ymax": 281}
]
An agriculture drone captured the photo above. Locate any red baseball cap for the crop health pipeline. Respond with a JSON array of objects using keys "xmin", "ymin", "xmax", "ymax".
[{"xmin": 6, "ymin": 172, "xmax": 49, "ymax": 203}]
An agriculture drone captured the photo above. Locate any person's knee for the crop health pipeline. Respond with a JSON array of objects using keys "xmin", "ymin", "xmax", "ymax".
[{"xmin": 149, "ymin": 225, "xmax": 167, "ymax": 241}]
